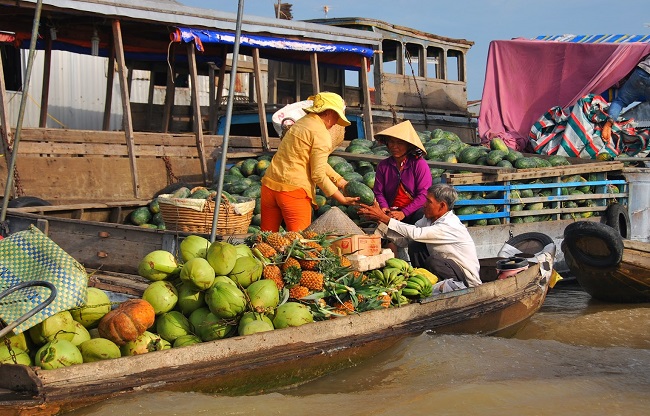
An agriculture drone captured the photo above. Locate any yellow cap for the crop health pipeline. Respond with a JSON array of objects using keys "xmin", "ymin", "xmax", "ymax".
[{"xmin": 303, "ymin": 92, "xmax": 351, "ymax": 127}]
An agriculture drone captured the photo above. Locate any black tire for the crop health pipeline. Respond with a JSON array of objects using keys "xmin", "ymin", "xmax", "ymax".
[
  {"xmin": 7, "ymin": 196, "xmax": 51, "ymax": 208},
  {"xmin": 605, "ymin": 203, "xmax": 631, "ymax": 239},
  {"xmin": 563, "ymin": 221, "xmax": 623, "ymax": 268},
  {"xmin": 506, "ymin": 232, "xmax": 554, "ymax": 255},
  {"xmin": 153, "ymin": 182, "xmax": 192, "ymax": 198}
]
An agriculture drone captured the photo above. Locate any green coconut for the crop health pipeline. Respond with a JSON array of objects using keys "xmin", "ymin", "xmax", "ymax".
[
  {"xmin": 238, "ymin": 319, "xmax": 274, "ymax": 336},
  {"xmin": 70, "ymin": 320, "xmax": 92, "ymax": 346},
  {"xmin": 233, "ymin": 244, "xmax": 254, "ymax": 259},
  {"xmin": 205, "ymin": 241, "xmax": 238, "ymax": 276},
  {"xmin": 213, "ymin": 275, "xmax": 236, "ymax": 286},
  {"xmin": 188, "ymin": 307, "xmax": 211, "ymax": 330},
  {"xmin": 228, "ymin": 256, "xmax": 263, "ymax": 288},
  {"xmin": 205, "ymin": 282, "xmax": 246, "ymax": 319},
  {"xmin": 142, "ymin": 280, "xmax": 178, "ymax": 315},
  {"xmin": 175, "ymin": 282, "xmax": 206, "ymax": 316},
  {"xmin": 246, "ymin": 279, "xmax": 280, "ymax": 310},
  {"xmin": 196, "ymin": 312, "xmax": 236, "ymax": 342},
  {"xmin": 78, "ymin": 338, "xmax": 121, "ymax": 362},
  {"xmin": 120, "ymin": 331, "xmax": 171, "ymax": 356},
  {"xmin": 0, "ymin": 345, "xmax": 32, "ymax": 365},
  {"xmin": 29, "ymin": 310, "xmax": 76, "ymax": 345},
  {"xmin": 180, "ymin": 235, "xmax": 210, "ymax": 262},
  {"xmin": 238, "ymin": 312, "xmax": 275, "ymax": 336},
  {"xmin": 0, "ymin": 332, "xmax": 29, "ymax": 353},
  {"xmin": 173, "ymin": 334, "xmax": 202, "ymax": 348},
  {"xmin": 272, "ymin": 302, "xmax": 314, "ymax": 329},
  {"xmin": 34, "ymin": 339, "xmax": 83, "ymax": 370},
  {"xmin": 70, "ymin": 287, "xmax": 112, "ymax": 329},
  {"xmin": 137, "ymin": 250, "xmax": 180, "ymax": 281},
  {"xmin": 180, "ymin": 257, "xmax": 216, "ymax": 290},
  {"xmin": 156, "ymin": 311, "xmax": 192, "ymax": 343}
]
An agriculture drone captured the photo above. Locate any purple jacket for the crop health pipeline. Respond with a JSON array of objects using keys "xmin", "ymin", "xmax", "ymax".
[{"xmin": 373, "ymin": 156, "xmax": 432, "ymax": 218}]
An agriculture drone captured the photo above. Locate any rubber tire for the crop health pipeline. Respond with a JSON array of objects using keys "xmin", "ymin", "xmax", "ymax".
[
  {"xmin": 605, "ymin": 203, "xmax": 631, "ymax": 239},
  {"xmin": 506, "ymin": 232, "xmax": 554, "ymax": 255},
  {"xmin": 7, "ymin": 196, "xmax": 51, "ymax": 208},
  {"xmin": 153, "ymin": 182, "xmax": 192, "ymax": 198},
  {"xmin": 563, "ymin": 221, "xmax": 624, "ymax": 268}
]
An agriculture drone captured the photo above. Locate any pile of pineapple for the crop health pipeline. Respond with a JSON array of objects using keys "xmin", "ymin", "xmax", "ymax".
[{"xmin": 248, "ymin": 230, "xmax": 437, "ymax": 317}]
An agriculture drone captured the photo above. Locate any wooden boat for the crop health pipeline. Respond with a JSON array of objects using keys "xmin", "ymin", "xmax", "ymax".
[
  {"xmin": 0, "ymin": 243, "xmax": 557, "ymax": 416},
  {"xmin": 562, "ymin": 221, "xmax": 650, "ymax": 302}
]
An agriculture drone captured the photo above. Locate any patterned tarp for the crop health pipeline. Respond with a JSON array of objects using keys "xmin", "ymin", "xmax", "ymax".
[
  {"xmin": 0, "ymin": 226, "xmax": 87, "ymax": 334},
  {"xmin": 529, "ymin": 94, "xmax": 650, "ymax": 157}
]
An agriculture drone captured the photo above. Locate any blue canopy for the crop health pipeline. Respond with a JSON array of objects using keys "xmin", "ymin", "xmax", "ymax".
[{"xmin": 534, "ymin": 34, "xmax": 650, "ymax": 43}]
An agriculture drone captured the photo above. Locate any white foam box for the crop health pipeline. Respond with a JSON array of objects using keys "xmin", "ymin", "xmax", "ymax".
[{"xmin": 347, "ymin": 248, "xmax": 395, "ymax": 272}]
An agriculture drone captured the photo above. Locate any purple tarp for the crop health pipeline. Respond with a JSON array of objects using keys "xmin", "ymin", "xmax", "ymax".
[{"xmin": 478, "ymin": 39, "xmax": 650, "ymax": 151}]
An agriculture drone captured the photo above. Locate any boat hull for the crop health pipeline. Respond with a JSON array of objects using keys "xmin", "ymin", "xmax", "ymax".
[{"xmin": 0, "ymin": 258, "xmax": 552, "ymax": 416}]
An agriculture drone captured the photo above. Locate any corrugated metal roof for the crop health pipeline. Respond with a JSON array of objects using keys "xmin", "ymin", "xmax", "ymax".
[
  {"xmin": 534, "ymin": 34, "xmax": 650, "ymax": 43},
  {"xmin": 7, "ymin": 0, "xmax": 381, "ymax": 46}
]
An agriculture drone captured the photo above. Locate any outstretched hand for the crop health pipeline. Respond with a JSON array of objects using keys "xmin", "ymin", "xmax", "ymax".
[{"xmin": 357, "ymin": 200, "xmax": 391, "ymax": 224}]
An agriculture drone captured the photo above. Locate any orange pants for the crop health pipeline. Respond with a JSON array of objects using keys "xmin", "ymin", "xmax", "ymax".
[{"xmin": 261, "ymin": 185, "xmax": 313, "ymax": 232}]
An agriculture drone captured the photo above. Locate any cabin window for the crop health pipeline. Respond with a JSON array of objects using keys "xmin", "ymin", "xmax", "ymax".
[
  {"xmin": 404, "ymin": 43, "xmax": 424, "ymax": 77},
  {"xmin": 381, "ymin": 39, "xmax": 402, "ymax": 75},
  {"xmin": 426, "ymin": 46, "xmax": 443, "ymax": 80},
  {"xmin": 446, "ymin": 49, "xmax": 464, "ymax": 82},
  {"xmin": 1, "ymin": 44, "xmax": 22, "ymax": 91}
]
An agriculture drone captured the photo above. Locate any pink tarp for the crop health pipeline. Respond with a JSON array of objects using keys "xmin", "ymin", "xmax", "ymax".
[{"xmin": 478, "ymin": 39, "xmax": 650, "ymax": 151}]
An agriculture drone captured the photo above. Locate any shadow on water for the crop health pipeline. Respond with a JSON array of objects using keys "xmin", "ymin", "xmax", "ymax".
[{"xmin": 68, "ymin": 284, "xmax": 650, "ymax": 416}]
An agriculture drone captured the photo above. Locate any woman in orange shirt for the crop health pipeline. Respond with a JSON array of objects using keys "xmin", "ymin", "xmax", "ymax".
[{"xmin": 261, "ymin": 92, "xmax": 359, "ymax": 232}]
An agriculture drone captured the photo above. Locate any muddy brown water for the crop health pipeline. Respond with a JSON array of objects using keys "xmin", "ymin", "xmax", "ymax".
[{"xmin": 69, "ymin": 283, "xmax": 650, "ymax": 416}]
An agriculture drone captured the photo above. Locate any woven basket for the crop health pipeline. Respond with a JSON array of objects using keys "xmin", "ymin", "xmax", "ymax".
[{"xmin": 158, "ymin": 194, "xmax": 255, "ymax": 235}]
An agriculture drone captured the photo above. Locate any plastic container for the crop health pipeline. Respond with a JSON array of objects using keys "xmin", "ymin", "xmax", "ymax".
[{"xmin": 496, "ymin": 257, "xmax": 529, "ymax": 279}]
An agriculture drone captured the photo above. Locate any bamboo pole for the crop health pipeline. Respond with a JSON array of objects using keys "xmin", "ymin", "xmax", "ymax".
[
  {"xmin": 360, "ymin": 56, "xmax": 374, "ymax": 139},
  {"xmin": 187, "ymin": 43, "xmax": 209, "ymax": 185},
  {"xmin": 102, "ymin": 36, "xmax": 116, "ymax": 131},
  {"xmin": 252, "ymin": 48, "xmax": 269, "ymax": 151},
  {"xmin": 38, "ymin": 32, "xmax": 52, "ymax": 127}
]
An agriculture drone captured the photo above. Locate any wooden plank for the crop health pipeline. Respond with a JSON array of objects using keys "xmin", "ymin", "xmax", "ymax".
[
  {"xmin": 253, "ymin": 48, "xmax": 270, "ymax": 152},
  {"xmin": 310, "ymin": 52, "xmax": 320, "ymax": 94},
  {"xmin": 623, "ymin": 239, "xmax": 650, "ymax": 254},
  {"xmin": 39, "ymin": 33, "xmax": 52, "ymax": 128},
  {"xmin": 208, "ymin": 62, "xmax": 217, "ymax": 134},
  {"xmin": 0, "ymin": 45, "xmax": 11, "ymax": 159},
  {"xmin": 102, "ymin": 36, "xmax": 116, "ymax": 131},
  {"xmin": 162, "ymin": 52, "xmax": 175, "ymax": 133},
  {"xmin": 360, "ymin": 56, "xmax": 374, "ymax": 139},
  {"xmin": 112, "ymin": 19, "xmax": 139, "ymax": 198},
  {"xmin": 187, "ymin": 43, "xmax": 208, "ymax": 185}
]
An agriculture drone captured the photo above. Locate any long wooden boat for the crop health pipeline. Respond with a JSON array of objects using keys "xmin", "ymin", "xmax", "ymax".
[
  {"xmin": 0, "ymin": 244, "xmax": 556, "ymax": 416},
  {"xmin": 562, "ymin": 220, "xmax": 650, "ymax": 302}
]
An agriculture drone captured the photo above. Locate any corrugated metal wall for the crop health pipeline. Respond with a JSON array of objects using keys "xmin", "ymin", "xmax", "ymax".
[{"xmin": 3, "ymin": 50, "xmax": 262, "ymax": 131}]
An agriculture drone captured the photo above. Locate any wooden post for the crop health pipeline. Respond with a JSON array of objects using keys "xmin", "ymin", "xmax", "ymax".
[
  {"xmin": 214, "ymin": 48, "xmax": 228, "ymax": 134},
  {"xmin": 208, "ymin": 62, "xmax": 217, "ymax": 134},
  {"xmin": 0, "ymin": 49, "xmax": 11, "ymax": 158},
  {"xmin": 252, "ymin": 48, "xmax": 270, "ymax": 151},
  {"xmin": 310, "ymin": 52, "xmax": 320, "ymax": 94},
  {"xmin": 146, "ymin": 63, "xmax": 156, "ymax": 131},
  {"xmin": 39, "ymin": 33, "xmax": 52, "ymax": 127},
  {"xmin": 360, "ymin": 56, "xmax": 374, "ymax": 139},
  {"xmin": 102, "ymin": 36, "xmax": 115, "ymax": 131},
  {"xmin": 187, "ymin": 43, "xmax": 209, "ymax": 185},
  {"xmin": 112, "ymin": 19, "xmax": 140, "ymax": 198},
  {"xmin": 162, "ymin": 52, "xmax": 175, "ymax": 133}
]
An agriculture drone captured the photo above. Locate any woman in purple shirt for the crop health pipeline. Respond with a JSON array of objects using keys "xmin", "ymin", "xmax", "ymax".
[{"xmin": 373, "ymin": 120, "xmax": 432, "ymax": 226}]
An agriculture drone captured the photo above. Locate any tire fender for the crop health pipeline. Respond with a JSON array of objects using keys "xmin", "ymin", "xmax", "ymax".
[
  {"xmin": 605, "ymin": 203, "xmax": 631, "ymax": 239},
  {"xmin": 562, "ymin": 221, "xmax": 623, "ymax": 268}
]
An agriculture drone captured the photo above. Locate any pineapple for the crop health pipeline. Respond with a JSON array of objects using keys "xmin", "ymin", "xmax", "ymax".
[
  {"xmin": 378, "ymin": 293, "xmax": 391, "ymax": 308},
  {"xmin": 262, "ymin": 264, "xmax": 284, "ymax": 289},
  {"xmin": 332, "ymin": 300, "xmax": 355, "ymax": 315},
  {"xmin": 254, "ymin": 242, "xmax": 277, "ymax": 259},
  {"xmin": 266, "ymin": 232, "xmax": 291, "ymax": 252},
  {"xmin": 300, "ymin": 270, "xmax": 324, "ymax": 291},
  {"xmin": 302, "ymin": 230, "xmax": 318, "ymax": 239},
  {"xmin": 281, "ymin": 256, "xmax": 301, "ymax": 273},
  {"xmin": 284, "ymin": 231, "xmax": 303, "ymax": 243},
  {"xmin": 302, "ymin": 241, "xmax": 323, "ymax": 251},
  {"xmin": 338, "ymin": 255, "xmax": 352, "ymax": 268},
  {"xmin": 297, "ymin": 251, "xmax": 319, "ymax": 271},
  {"xmin": 288, "ymin": 285, "xmax": 310, "ymax": 300},
  {"xmin": 282, "ymin": 263, "xmax": 303, "ymax": 287}
]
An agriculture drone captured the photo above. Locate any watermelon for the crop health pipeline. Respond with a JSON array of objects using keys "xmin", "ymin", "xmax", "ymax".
[
  {"xmin": 130, "ymin": 207, "xmax": 152, "ymax": 225},
  {"xmin": 458, "ymin": 146, "xmax": 484, "ymax": 164},
  {"xmin": 343, "ymin": 181, "xmax": 375, "ymax": 205},
  {"xmin": 489, "ymin": 138, "xmax": 509, "ymax": 152},
  {"xmin": 240, "ymin": 159, "xmax": 258, "ymax": 177}
]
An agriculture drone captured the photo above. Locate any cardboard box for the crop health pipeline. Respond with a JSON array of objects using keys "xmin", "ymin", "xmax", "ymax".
[{"xmin": 328, "ymin": 234, "xmax": 382, "ymax": 256}]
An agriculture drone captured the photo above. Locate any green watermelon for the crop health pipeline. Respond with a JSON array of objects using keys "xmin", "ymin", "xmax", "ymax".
[
  {"xmin": 343, "ymin": 181, "xmax": 375, "ymax": 205},
  {"xmin": 130, "ymin": 207, "xmax": 152, "ymax": 225}
]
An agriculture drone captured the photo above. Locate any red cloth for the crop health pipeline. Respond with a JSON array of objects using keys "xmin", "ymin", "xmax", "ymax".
[
  {"xmin": 392, "ymin": 183, "xmax": 413, "ymax": 208},
  {"xmin": 478, "ymin": 39, "xmax": 650, "ymax": 151}
]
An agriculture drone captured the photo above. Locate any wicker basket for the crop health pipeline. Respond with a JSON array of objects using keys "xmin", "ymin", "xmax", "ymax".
[{"xmin": 158, "ymin": 194, "xmax": 255, "ymax": 235}]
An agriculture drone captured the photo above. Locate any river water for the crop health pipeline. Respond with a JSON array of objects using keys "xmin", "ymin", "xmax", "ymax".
[{"xmin": 69, "ymin": 282, "xmax": 650, "ymax": 416}]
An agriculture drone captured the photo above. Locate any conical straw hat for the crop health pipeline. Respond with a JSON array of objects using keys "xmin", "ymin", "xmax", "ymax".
[
  {"xmin": 305, "ymin": 206, "xmax": 365, "ymax": 235},
  {"xmin": 374, "ymin": 120, "xmax": 426, "ymax": 153}
]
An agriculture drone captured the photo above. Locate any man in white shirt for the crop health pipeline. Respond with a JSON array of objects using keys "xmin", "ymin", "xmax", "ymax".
[{"xmin": 358, "ymin": 184, "xmax": 481, "ymax": 293}]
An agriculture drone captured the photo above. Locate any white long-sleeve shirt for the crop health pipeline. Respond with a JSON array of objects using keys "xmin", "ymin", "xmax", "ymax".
[{"xmin": 376, "ymin": 211, "xmax": 481, "ymax": 287}]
